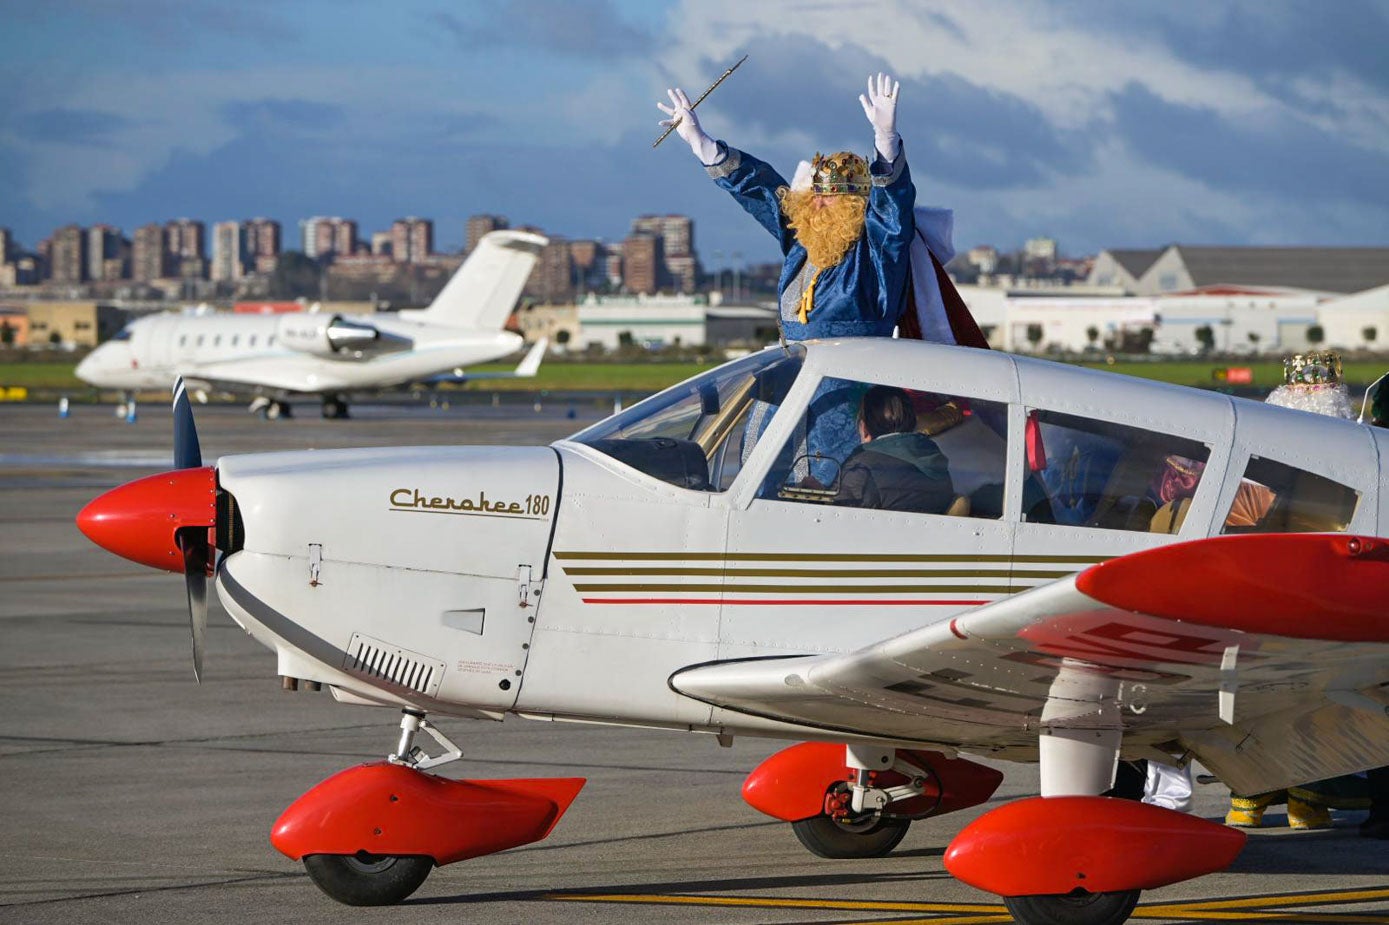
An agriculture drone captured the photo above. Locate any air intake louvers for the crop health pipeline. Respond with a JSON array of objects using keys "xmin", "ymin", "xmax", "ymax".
[{"xmin": 344, "ymin": 633, "xmax": 445, "ymax": 697}]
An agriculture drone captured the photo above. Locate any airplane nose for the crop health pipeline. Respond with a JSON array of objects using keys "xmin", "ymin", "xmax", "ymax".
[{"xmin": 76, "ymin": 467, "xmax": 218, "ymax": 571}]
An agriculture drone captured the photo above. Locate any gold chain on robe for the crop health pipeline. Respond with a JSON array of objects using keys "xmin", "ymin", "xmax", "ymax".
[{"xmin": 797, "ymin": 267, "xmax": 824, "ymax": 323}]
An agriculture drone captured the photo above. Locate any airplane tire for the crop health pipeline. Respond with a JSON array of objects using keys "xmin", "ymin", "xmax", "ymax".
[
  {"xmin": 1002, "ymin": 889, "xmax": 1140, "ymax": 925},
  {"xmin": 302, "ymin": 853, "xmax": 433, "ymax": 906},
  {"xmin": 791, "ymin": 813, "xmax": 910, "ymax": 859}
]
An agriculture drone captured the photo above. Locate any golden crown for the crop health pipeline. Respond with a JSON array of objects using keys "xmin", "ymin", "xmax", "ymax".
[
  {"xmin": 1283, "ymin": 350, "xmax": 1343, "ymax": 386},
  {"xmin": 811, "ymin": 151, "xmax": 870, "ymax": 196}
]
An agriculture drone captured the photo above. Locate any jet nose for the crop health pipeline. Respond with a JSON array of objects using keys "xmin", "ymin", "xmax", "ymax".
[
  {"xmin": 76, "ymin": 467, "xmax": 218, "ymax": 571},
  {"xmin": 74, "ymin": 352, "xmax": 96, "ymax": 382}
]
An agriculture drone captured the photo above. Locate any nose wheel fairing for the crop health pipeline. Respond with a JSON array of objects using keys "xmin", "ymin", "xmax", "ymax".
[{"xmin": 271, "ymin": 762, "xmax": 585, "ymax": 867}]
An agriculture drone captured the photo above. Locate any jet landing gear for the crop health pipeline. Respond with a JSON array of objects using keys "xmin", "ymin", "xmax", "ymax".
[
  {"xmin": 271, "ymin": 709, "xmax": 585, "ymax": 906},
  {"xmin": 320, "ymin": 394, "xmax": 349, "ymax": 419},
  {"xmin": 247, "ymin": 397, "xmax": 293, "ymax": 420}
]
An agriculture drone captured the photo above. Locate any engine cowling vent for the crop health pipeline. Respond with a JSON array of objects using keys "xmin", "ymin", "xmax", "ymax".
[{"xmin": 344, "ymin": 634, "xmax": 445, "ymax": 697}]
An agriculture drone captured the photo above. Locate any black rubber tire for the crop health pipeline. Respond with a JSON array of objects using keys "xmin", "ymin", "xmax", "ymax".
[
  {"xmin": 1002, "ymin": 890, "xmax": 1141, "ymax": 925},
  {"xmin": 302, "ymin": 853, "xmax": 433, "ymax": 906},
  {"xmin": 790, "ymin": 813, "xmax": 911, "ymax": 859}
]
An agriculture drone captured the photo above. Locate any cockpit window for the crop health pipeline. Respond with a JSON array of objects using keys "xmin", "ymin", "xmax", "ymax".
[
  {"xmin": 569, "ymin": 345, "xmax": 805, "ymax": 492},
  {"xmin": 111, "ymin": 326, "xmax": 133, "ymax": 342}
]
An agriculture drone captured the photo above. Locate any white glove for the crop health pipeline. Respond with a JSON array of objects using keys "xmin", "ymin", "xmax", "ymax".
[
  {"xmin": 859, "ymin": 72, "xmax": 901, "ymax": 161},
  {"xmin": 658, "ymin": 88, "xmax": 720, "ymax": 165}
]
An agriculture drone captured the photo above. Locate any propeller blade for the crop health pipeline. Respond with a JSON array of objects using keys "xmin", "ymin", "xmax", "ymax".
[
  {"xmin": 172, "ymin": 377, "xmax": 202, "ymax": 469},
  {"xmin": 177, "ymin": 529, "xmax": 210, "ymax": 683}
]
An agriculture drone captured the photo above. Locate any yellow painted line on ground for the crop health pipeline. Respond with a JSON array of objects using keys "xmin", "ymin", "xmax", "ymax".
[
  {"xmin": 545, "ymin": 888, "xmax": 1389, "ymax": 923},
  {"xmin": 546, "ymin": 892, "xmax": 1006, "ymax": 914}
]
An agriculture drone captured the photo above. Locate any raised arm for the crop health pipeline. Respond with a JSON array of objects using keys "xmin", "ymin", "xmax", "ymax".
[{"xmin": 859, "ymin": 72, "xmax": 901, "ymax": 162}]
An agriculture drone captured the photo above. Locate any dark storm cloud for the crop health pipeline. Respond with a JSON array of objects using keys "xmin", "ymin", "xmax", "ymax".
[
  {"xmin": 1110, "ymin": 82, "xmax": 1389, "ymax": 209},
  {"xmin": 430, "ymin": 0, "xmax": 654, "ymax": 58},
  {"xmin": 692, "ymin": 40, "xmax": 1091, "ymax": 191},
  {"xmin": 219, "ymin": 99, "xmax": 347, "ymax": 134},
  {"xmin": 15, "ymin": 108, "xmax": 134, "ymax": 146}
]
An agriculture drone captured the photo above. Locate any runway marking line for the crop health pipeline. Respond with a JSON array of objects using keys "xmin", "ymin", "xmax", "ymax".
[{"xmin": 546, "ymin": 886, "xmax": 1389, "ymax": 923}]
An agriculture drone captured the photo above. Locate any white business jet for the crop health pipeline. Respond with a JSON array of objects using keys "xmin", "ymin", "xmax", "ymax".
[
  {"xmin": 75, "ymin": 230, "xmax": 548, "ymax": 419},
  {"xmin": 76, "ymin": 339, "xmax": 1389, "ymax": 924}
]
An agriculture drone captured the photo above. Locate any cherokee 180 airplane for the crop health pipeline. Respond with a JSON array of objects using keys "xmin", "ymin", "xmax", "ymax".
[
  {"xmin": 75, "ymin": 230, "xmax": 548, "ymax": 419},
  {"xmin": 76, "ymin": 339, "xmax": 1389, "ymax": 925}
]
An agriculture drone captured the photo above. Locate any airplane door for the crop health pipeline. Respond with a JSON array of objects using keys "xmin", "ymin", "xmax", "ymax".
[
  {"xmin": 143, "ymin": 317, "xmax": 178, "ymax": 375},
  {"xmin": 721, "ymin": 377, "xmax": 1017, "ymax": 661}
]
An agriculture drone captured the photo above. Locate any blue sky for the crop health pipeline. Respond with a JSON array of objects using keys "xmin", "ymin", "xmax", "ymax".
[{"xmin": 1, "ymin": 0, "xmax": 1386, "ymax": 265}]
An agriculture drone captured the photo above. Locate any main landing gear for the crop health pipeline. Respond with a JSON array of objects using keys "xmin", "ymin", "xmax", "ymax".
[
  {"xmin": 941, "ymin": 666, "xmax": 1245, "ymax": 925},
  {"xmin": 320, "ymin": 394, "xmax": 350, "ymax": 419},
  {"xmin": 271, "ymin": 709, "xmax": 585, "ymax": 906},
  {"xmin": 742, "ymin": 743, "xmax": 1004, "ymax": 861}
]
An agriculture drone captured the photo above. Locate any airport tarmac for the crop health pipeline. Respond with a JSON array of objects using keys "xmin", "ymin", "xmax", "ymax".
[{"xmin": 2, "ymin": 401, "xmax": 1387, "ymax": 925}]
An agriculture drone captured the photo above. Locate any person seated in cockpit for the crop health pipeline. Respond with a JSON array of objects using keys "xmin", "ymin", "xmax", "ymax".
[{"xmin": 834, "ymin": 385, "xmax": 953, "ymax": 513}]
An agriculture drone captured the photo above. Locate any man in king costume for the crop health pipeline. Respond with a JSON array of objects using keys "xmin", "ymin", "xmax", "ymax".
[{"xmin": 658, "ymin": 73, "xmax": 986, "ymax": 348}]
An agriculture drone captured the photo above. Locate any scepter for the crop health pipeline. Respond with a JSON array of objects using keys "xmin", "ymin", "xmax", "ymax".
[{"xmin": 652, "ymin": 54, "xmax": 748, "ymax": 149}]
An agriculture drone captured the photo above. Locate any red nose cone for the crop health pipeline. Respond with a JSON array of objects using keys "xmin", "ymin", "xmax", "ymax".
[{"xmin": 76, "ymin": 467, "xmax": 217, "ymax": 572}]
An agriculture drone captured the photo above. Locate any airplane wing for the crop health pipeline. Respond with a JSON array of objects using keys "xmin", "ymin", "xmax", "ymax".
[
  {"xmin": 671, "ymin": 533, "xmax": 1389, "ymax": 796},
  {"xmin": 417, "ymin": 338, "xmax": 547, "ymax": 386}
]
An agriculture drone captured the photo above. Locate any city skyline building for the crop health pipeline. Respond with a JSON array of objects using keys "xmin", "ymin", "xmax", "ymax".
[
  {"xmin": 391, "ymin": 217, "xmax": 433, "ymax": 264},
  {"xmin": 212, "ymin": 220, "xmax": 245, "ymax": 283},
  {"xmin": 51, "ymin": 225, "xmax": 87, "ymax": 285},
  {"xmin": 132, "ymin": 223, "xmax": 168, "ymax": 282},
  {"xmin": 622, "ymin": 233, "xmax": 661, "ymax": 295}
]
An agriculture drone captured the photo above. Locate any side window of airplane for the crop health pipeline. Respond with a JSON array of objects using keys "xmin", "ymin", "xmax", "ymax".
[
  {"xmin": 214, "ymin": 335, "xmax": 222, "ymax": 347},
  {"xmin": 760, "ymin": 378, "xmax": 1008, "ymax": 518},
  {"xmin": 1023, "ymin": 410, "xmax": 1211, "ymax": 532},
  {"xmin": 1221, "ymin": 456, "xmax": 1359, "ymax": 534},
  {"xmin": 196, "ymin": 335, "xmax": 205, "ymax": 347},
  {"xmin": 249, "ymin": 335, "xmax": 257, "ymax": 347},
  {"xmin": 231, "ymin": 334, "xmax": 239, "ymax": 347},
  {"xmin": 267, "ymin": 335, "xmax": 275, "ymax": 347},
  {"xmin": 178, "ymin": 334, "xmax": 187, "ymax": 347},
  {"xmin": 569, "ymin": 346, "xmax": 805, "ymax": 492}
]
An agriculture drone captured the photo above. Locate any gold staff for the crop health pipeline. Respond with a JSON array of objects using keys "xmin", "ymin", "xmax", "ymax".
[{"xmin": 652, "ymin": 55, "xmax": 749, "ymax": 149}]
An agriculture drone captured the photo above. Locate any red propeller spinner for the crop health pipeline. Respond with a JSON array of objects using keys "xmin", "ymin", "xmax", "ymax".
[{"xmin": 75, "ymin": 467, "xmax": 217, "ymax": 572}]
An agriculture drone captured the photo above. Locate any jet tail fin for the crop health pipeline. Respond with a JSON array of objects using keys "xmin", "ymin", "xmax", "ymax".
[{"xmin": 409, "ymin": 230, "xmax": 547, "ymax": 330}]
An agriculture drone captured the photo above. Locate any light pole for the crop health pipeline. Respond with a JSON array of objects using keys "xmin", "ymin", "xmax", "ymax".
[{"xmin": 732, "ymin": 251, "xmax": 742, "ymax": 302}]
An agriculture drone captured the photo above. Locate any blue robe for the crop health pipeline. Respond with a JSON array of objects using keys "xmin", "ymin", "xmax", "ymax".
[{"xmin": 706, "ymin": 142, "xmax": 916, "ymax": 339}]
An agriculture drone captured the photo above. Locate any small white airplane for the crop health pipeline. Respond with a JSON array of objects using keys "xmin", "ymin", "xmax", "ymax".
[
  {"xmin": 75, "ymin": 230, "xmax": 549, "ymax": 419},
  {"xmin": 76, "ymin": 338, "xmax": 1389, "ymax": 924}
]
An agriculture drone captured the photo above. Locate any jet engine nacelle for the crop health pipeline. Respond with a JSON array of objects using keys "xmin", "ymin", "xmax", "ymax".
[{"xmin": 276, "ymin": 314, "xmax": 411, "ymax": 358}]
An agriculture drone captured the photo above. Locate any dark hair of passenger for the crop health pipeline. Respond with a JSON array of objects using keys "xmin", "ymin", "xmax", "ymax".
[{"xmin": 859, "ymin": 385, "xmax": 917, "ymax": 439}]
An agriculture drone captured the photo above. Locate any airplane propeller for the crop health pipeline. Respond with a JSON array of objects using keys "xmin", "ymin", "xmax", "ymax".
[{"xmin": 172, "ymin": 378, "xmax": 211, "ymax": 682}]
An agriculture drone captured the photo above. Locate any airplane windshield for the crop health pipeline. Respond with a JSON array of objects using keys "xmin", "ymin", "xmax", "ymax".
[
  {"xmin": 110, "ymin": 325, "xmax": 133, "ymax": 341},
  {"xmin": 569, "ymin": 345, "xmax": 805, "ymax": 492}
]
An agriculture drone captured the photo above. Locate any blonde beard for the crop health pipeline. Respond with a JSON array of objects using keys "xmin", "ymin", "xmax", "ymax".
[{"xmin": 778, "ymin": 189, "xmax": 867, "ymax": 269}]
